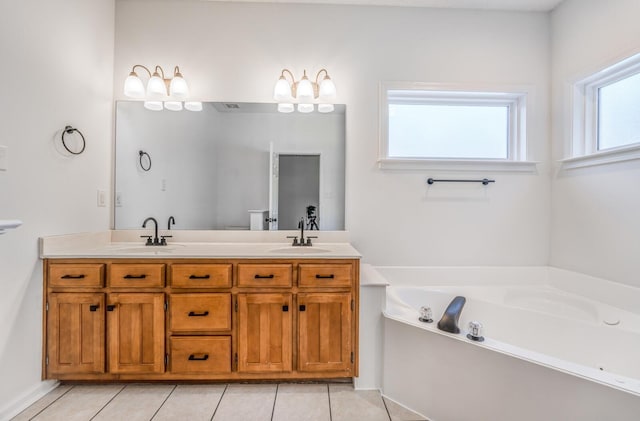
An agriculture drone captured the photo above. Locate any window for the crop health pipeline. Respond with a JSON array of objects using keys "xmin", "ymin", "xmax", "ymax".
[
  {"xmin": 568, "ymin": 52, "xmax": 640, "ymax": 167},
  {"xmin": 379, "ymin": 83, "xmax": 528, "ymax": 170}
]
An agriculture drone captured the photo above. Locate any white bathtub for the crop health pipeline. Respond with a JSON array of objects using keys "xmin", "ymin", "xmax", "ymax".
[{"xmin": 378, "ymin": 266, "xmax": 640, "ymax": 421}]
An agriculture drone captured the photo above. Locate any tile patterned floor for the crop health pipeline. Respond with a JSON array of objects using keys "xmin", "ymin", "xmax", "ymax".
[{"xmin": 12, "ymin": 383, "xmax": 426, "ymax": 421}]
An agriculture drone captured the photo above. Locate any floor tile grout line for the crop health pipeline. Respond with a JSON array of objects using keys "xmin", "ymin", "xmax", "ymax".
[
  {"xmin": 88, "ymin": 384, "xmax": 127, "ymax": 421},
  {"xmin": 26, "ymin": 384, "xmax": 75, "ymax": 421},
  {"xmin": 380, "ymin": 394, "xmax": 393, "ymax": 421},
  {"xmin": 149, "ymin": 384, "xmax": 177, "ymax": 420},
  {"xmin": 270, "ymin": 383, "xmax": 280, "ymax": 421},
  {"xmin": 327, "ymin": 383, "xmax": 333, "ymax": 421},
  {"xmin": 209, "ymin": 383, "xmax": 228, "ymax": 421}
]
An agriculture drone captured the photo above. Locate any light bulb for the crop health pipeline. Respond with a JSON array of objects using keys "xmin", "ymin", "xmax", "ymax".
[
  {"xmin": 277, "ymin": 103, "xmax": 294, "ymax": 113},
  {"xmin": 170, "ymin": 74, "xmax": 189, "ymax": 100},
  {"xmin": 297, "ymin": 103, "xmax": 314, "ymax": 113},
  {"xmin": 147, "ymin": 72, "xmax": 167, "ymax": 100},
  {"xmin": 319, "ymin": 76, "xmax": 337, "ymax": 101},
  {"xmin": 273, "ymin": 76, "xmax": 292, "ymax": 101},
  {"xmin": 123, "ymin": 72, "xmax": 145, "ymax": 98},
  {"xmin": 144, "ymin": 101, "xmax": 163, "ymax": 111},
  {"xmin": 164, "ymin": 101, "xmax": 183, "ymax": 111},
  {"xmin": 184, "ymin": 101, "xmax": 203, "ymax": 112},
  {"xmin": 296, "ymin": 75, "xmax": 314, "ymax": 103},
  {"xmin": 318, "ymin": 103, "xmax": 334, "ymax": 113}
]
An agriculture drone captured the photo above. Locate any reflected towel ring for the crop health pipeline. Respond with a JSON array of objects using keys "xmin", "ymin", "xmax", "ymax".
[
  {"xmin": 139, "ymin": 150, "xmax": 152, "ymax": 171},
  {"xmin": 61, "ymin": 126, "xmax": 86, "ymax": 155}
]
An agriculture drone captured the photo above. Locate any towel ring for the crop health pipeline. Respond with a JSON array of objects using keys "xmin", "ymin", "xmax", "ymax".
[
  {"xmin": 61, "ymin": 126, "xmax": 86, "ymax": 155},
  {"xmin": 139, "ymin": 150, "xmax": 152, "ymax": 171}
]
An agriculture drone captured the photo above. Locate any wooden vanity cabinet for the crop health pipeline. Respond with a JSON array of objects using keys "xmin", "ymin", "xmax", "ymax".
[{"xmin": 43, "ymin": 257, "xmax": 359, "ymax": 381}]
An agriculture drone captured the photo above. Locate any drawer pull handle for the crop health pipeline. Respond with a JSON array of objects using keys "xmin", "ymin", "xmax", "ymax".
[
  {"xmin": 61, "ymin": 274, "xmax": 85, "ymax": 279},
  {"xmin": 188, "ymin": 354, "xmax": 209, "ymax": 361},
  {"xmin": 89, "ymin": 304, "xmax": 100, "ymax": 312},
  {"xmin": 189, "ymin": 274, "xmax": 211, "ymax": 279},
  {"xmin": 106, "ymin": 305, "xmax": 116, "ymax": 312},
  {"xmin": 188, "ymin": 311, "xmax": 209, "ymax": 317},
  {"xmin": 299, "ymin": 305, "xmax": 306, "ymax": 312},
  {"xmin": 315, "ymin": 274, "xmax": 335, "ymax": 279},
  {"xmin": 124, "ymin": 274, "xmax": 147, "ymax": 279},
  {"xmin": 254, "ymin": 274, "xmax": 275, "ymax": 279}
]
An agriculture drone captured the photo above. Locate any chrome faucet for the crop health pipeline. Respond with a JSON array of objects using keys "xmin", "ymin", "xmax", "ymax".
[
  {"xmin": 437, "ymin": 296, "xmax": 466, "ymax": 334},
  {"xmin": 142, "ymin": 217, "xmax": 160, "ymax": 245}
]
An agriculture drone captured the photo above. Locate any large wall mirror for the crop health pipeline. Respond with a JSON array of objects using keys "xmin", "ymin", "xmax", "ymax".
[{"xmin": 114, "ymin": 101, "xmax": 345, "ymax": 231}]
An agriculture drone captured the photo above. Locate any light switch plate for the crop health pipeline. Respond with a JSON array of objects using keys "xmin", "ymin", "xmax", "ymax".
[
  {"xmin": 0, "ymin": 145, "xmax": 7, "ymax": 171},
  {"xmin": 97, "ymin": 190, "xmax": 106, "ymax": 207}
]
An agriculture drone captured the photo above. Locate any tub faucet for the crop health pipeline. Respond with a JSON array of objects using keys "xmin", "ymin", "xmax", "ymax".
[{"xmin": 437, "ymin": 296, "xmax": 466, "ymax": 334}]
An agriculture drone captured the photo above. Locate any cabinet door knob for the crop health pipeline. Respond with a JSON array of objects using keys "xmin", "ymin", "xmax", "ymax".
[
  {"xmin": 106, "ymin": 305, "xmax": 116, "ymax": 312},
  {"xmin": 299, "ymin": 305, "xmax": 306, "ymax": 312},
  {"xmin": 89, "ymin": 304, "xmax": 100, "ymax": 312},
  {"xmin": 282, "ymin": 305, "xmax": 289, "ymax": 312}
]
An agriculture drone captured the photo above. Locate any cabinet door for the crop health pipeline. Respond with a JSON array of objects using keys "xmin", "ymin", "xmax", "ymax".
[
  {"xmin": 107, "ymin": 293, "xmax": 165, "ymax": 374},
  {"xmin": 237, "ymin": 293, "xmax": 292, "ymax": 373},
  {"xmin": 47, "ymin": 293, "xmax": 105, "ymax": 374},
  {"xmin": 298, "ymin": 293, "xmax": 352, "ymax": 373}
]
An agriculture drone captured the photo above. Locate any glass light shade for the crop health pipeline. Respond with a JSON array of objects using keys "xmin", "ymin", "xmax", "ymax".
[
  {"xmin": 297, "ymin": 103, "xmax": 314, "ymax": 113},
  {"xmin": 164, "ymin": 101, "xmax": 183, "ymax": 111},
  {"xmin": 147, "ymin": 74, "xmax": 167, "ymax": 100},
  {"xmin": 318, "ymin": 103, "xmax": 334, "ymax": 113},
  {"xmin": 123, "ymin": 73, "xmax": 145, "ymax": 98},
  {"xmin": 184, "ymin": 101, "xmax": 203, "ymax": 112},
  {"xmin": 169, "ymin": 76, "xmax": 189, "ymax": 100},
  {"xmin": 143, "ymin": 101, "xmax": 163, "ymax": 111},
  {"xmin": 277, "ymin": 103, "xmax": 295, "ymax": 113},
  {"xmin": 296, "ymin": 78, "xmax": 314, "ymax": 103},
  {"xmin": 273, "ymin": 77, "xmax": 292, "ymax": 101},
  {"xmin": 319, "ymin": 77, "xmax": 337, "ymax": 101}
]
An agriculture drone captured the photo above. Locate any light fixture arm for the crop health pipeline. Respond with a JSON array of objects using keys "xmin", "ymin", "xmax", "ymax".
[
  {"xmin": 314, "ymin": 68, "xmax": 330, "ymax": 85},
  {"xmin": 130, "ymin": 64, "xmax": 152, "ymax": 78}
]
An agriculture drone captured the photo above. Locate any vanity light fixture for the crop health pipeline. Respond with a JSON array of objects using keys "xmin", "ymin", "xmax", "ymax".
[
  {"xmin": 123, "ymin": 64, "xmax": 201, "ymax": 112},
  {"xmin": 273, "ymin": 68, "xmax": 337, "ymax": 113}
]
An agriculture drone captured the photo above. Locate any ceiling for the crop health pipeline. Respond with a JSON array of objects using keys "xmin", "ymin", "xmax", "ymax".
[
  {"xmin": 141, "ymin": 0, "xmax": 565, "ymax": 12},
  {"xmin": 202, "ymin": 0, "xmax": 563, "ymax": 12}
]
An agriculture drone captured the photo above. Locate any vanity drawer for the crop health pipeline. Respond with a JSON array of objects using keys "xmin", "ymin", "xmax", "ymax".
[
  {"xmin": 49, "ymin": 263, "xmax": 105, "ymax": 288},
  {"xmin": 170, "ymin": 294, "xmax": 231, "ymax": 332},
  {"xmin": 298, "ymin": 264, "xmax": 353, "ymax": 288},
  {"xmin": 170, "ymin": 264, "xmax": 232, "ymax": 288},
  {"xmin": 237, "ymin": 264, "xmax": 293, "ymax": 287},
  {"xmin": 170, "ymin": 336, "xmax": 231, "ymax": 374},
  {"xmin": 110, "ymin": 263, "xmax": 165, "ymax": 288}
]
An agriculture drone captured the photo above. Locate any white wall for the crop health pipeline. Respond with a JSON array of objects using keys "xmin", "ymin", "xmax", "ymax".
[
  {"xmin": 0, "ymin": 0, "xmax": 114, "ymax": 416},
  {"xmin": 550, "ymin": 0, "xmax": 640, "ymax": 287},
  {"xmin": 114, "ymin": 0, "xmax": 551, "ymax": 266}
]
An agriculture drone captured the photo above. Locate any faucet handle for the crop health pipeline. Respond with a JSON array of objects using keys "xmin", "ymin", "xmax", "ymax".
[
  {"xmin": 286, "ymin": 236, "xmax": 299, "ymax": 246},
  {"xmin": 305, "ymin": 236, "xmax": 317, "ymax": 246},
  {"xmin": 140, "ymin": 235, "xmax": 153, "ymax": 246},
  {"xmin": 160, "ymin": 235, "xmax": 172, "ymax": 246}
]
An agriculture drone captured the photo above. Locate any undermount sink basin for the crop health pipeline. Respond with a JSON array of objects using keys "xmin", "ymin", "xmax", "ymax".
[
  {"xmin": 112, "ymin": 244, "xmax": 185, "ymax": 254},
  {"xmin": 269, "ymin": 247, "xmax": 331, "ymax": 254}
]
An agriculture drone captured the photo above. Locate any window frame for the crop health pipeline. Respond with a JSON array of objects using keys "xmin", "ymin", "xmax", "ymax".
[
  {"xmin": 378, "ymin": 82, "xmax": 533, "ymax": 171},
  {"xmin": 564, "ymin": 52, "xmax": 640, "ymax": 169}
]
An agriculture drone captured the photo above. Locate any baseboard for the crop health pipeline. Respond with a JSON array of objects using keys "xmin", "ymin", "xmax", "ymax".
[{"xmin": 0, "ymin": 380, "xmax": 59, "ymax": 421}]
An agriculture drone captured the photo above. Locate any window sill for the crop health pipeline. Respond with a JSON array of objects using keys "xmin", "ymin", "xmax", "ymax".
[
  {"xmin": 559, "ymin": 145, "xmax": 640, "ymax": 170},
  {"xmin": 377, "ymin": 158, "xmax": 538, "ymax": 172}
]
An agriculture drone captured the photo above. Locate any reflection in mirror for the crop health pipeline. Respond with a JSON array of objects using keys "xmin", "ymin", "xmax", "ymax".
[{"xmin": 115, "ymin": 101, "xmax": 345, "ymax": 231}]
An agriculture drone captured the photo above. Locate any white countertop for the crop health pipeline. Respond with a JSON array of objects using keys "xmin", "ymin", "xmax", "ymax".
[{"xmin": 39, "ymin": 231, "xmax": 361, "ymax": 259}]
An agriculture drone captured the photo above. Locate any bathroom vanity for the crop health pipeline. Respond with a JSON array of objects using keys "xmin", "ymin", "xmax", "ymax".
[{"xmin": 40, "ymin": 235, "xmax": 360, "ymax": 382}]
